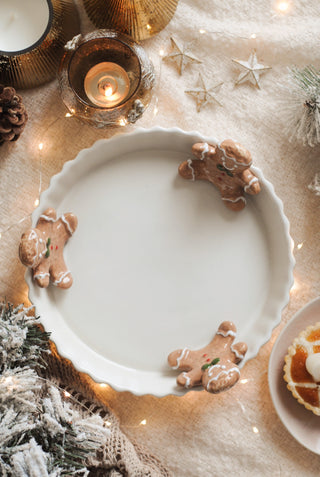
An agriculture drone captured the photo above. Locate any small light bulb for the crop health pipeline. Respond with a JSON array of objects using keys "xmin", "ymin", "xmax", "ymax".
[
  {"xmin": 119, "ymin": 119, "xmax": 127, "ymax": 126},
  {"xmin": 250, "ymin": 33, "xmax": 257, "ymax": 39},
  {"xmin": 277, "ymin": 1, "xmax": 289, "ymax": 12},
  {"xmin": 140, "ymin": 419, "xmax": 147, "ymax": 426},
  {"xmin": 199, "ymin": 29, "xmax": 206, "ymax": 34},
  {"xmin": 100, "ymin": 383, "xmax": 108, "ymax": 388},
  {"xmin": 252, "ymin": 426, "xmax": 259, "ymax": 434},
  {"xmin": 159, "ymin": 49, "xmax": 165, "ymax": 57},
  {"xmin": 0, "ymin": 233, "xmax": 2, "ymax": 240},
  {"xmin": 153, "ymin": 105, "xmax": 158, "ymax": 115},
  {"xmin": 65, "ymin": 112, "xmax": 73, "ymax": 118},
  {"xmin": 64, "ymin": 390, "xmax": 71, "ymax": 398},
  {"xmin": 297, "ymin": 242, "xmax": 303, "ymax": 250},
  {"xmin": 147, "ymin": 24, "xmax": 151, "ymax": 30},
  {"xmin": 38, "ymin": 143, "xmax": 44, "ymax": 151},
  {"xmin": 105, "ymin": 420, "xmax": 112, "ymax": 427},
  {"xmin": 34, "ymin": 198, "xmax": 40, "ymax": 207},
  {"xmin": 240, "ymin": 378, "xmax": 248, "ymax": 384}
]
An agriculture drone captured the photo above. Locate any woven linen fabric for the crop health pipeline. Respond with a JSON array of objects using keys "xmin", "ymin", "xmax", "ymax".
[
  {"xmin": 43, "ymin": 343, "xmax": 171, "ymax": 476},
  {"xmin": 0, "ymin": 0, "xmax": 320, "ymax": 475}
]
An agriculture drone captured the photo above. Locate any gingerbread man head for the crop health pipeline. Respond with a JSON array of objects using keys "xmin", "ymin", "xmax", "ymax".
[{"xmin": 19, "ymin": 229, "xmax": 47, "ymax": 268}]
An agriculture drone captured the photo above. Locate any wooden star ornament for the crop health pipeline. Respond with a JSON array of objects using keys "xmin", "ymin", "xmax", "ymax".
[
  {"xmin": 232, "ymin": 51, "xmax": 271, "ymax": 89},
  {"xmin": 163, "ymin": 37, "xmax": 202, "ymax": 75},
  {"xmin": 185, "ymin": 73, "xmax": 223, "ymax": 112}
]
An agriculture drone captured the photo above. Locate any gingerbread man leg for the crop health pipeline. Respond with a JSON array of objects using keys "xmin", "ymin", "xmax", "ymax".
[
  {"xmin": 33, "ymin": 262, "xmax": 51, "ymax": 288},
  {"xmin": 220, "ymin": 191, "xmax": 247, "ymax": 211},
  {"xmin": 168, "ymin": 348, "xmax": 202, "ymax": 388},
  {"xmin": 50, "ymin": 263, "xmax": 73, "ymax": 289}
]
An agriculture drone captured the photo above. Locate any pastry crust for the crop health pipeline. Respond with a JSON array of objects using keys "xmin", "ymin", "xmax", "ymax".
[{"xmin": 284, "ymin": 322, "xmax": 320, "ymax": 416}]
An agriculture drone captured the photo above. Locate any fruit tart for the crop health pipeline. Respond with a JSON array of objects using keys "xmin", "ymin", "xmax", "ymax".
[{"xmin": 284, "ymin": 322, "xmax": 320, "ymax": 416}]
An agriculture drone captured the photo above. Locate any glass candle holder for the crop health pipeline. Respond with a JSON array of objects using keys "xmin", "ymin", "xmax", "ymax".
[
  {"xmin": 58, "ymin": 30, "xmax": 155, "ymax": 127},
  {"xmin": 82, "ymin": 0, "xmax": 179, "ymax": 41},
  {"xmin": 0, "ymin": 0, "xmax": 80, "ymax": 89}
]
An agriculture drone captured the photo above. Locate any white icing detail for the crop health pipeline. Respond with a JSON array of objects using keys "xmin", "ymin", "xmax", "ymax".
[
  {"xmin": 172, "ymin": 348, "xmax": 190, "ymax": 370},
  {"xmin": 217, "ymin": 330, "xmax": 245, "ymax": 360},
  {"xmin": 222, "ymin": 196, "xmax": 246, "ymax": 204},
  {"xmin": 39, "ymin": 214, "xmax": 55, "ymax": 222},
  {"xmin": 53, "ymin": 271, "xmax": 71, "ymax": 286},
  {"xmin": 217, "ymin": 142, "xmax": 252, "ymax": 171},
  {"xmin": 186, "ymin": 159, "xmax": 195, "ymax": 181},
  {"xmin": 200, "ymin": 142, "xmax": 209, "ymax": 160},
  {"xmin": 306, "ymin": 354, "xmax": 320, "ymax": 382},
  {"xmin": 61, "ymin": 214, "xmax": 74, "ymax": 235},
  {"xmin": 288, "ymin": 381, "xmax": 318, "ymax": 389},
  {"xmin": 206, "ymin": 365, "xmax": 240, "ymax": 391},
  {"xmin": 182, "ymin": 372, "xmax": 191, "ymax": 388},
  {"xmin": 217, "ymin": 329, "xmax": 236, "ymax": 338},
  {"xmin": 39, "ymin": 238, "xmax": 44, "ymax": 244},
  {"xmin": 231, "ymin": 344, "xmax": 244, "ymax": 360},
  {"xmin": 34, "ymin": 272, "xmax": 50, "ymax": 280},
  {"xmin": 244, "ymin": 177, "xmax": 259, "ymax": 192}
]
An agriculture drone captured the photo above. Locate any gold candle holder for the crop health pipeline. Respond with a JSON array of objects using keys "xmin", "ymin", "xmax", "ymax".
[
  {"xmin": 82, "ymin": 0, "xmax": 179, "ymax": 41},
  {"xmin": 58, "ymin": 30, "xmax": 155, "ymax": 127},
  {"xmin": 0, "ymin": 0, "xmax": 80, "ymax": 89}
]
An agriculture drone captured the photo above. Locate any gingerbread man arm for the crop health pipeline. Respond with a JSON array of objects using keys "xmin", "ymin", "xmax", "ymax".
[
  {"xmin": 37, "ymin": 208, "xmax": 57, "ymax": 227},
  {"xmin": 60, "ymin": 213, "xmax": 78, "ymax": 237},
  {"xmin": 168, "ymin": 321, "xmax": 247, "ymax": 393},
  {"xmin": 240, "ymin": 169, "xmax": 261, "ymax": 195}
]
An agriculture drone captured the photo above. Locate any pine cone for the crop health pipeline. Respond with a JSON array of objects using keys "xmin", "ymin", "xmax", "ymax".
[{"xmin": 0, "ymin": 85, "xmax": 28, "ymax": 145}]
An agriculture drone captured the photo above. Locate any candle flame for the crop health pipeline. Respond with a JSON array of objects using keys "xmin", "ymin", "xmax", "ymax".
[{"xmin": 103, "ymin": 84, "xmax": 114, "ymax": 98}]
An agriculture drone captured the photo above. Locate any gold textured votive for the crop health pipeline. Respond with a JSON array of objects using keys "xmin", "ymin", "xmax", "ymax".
[
  {"xmin": 82, "ymin": 0, "xmax": 179, "ymax": 41},
  {"xmin": 58, "ymin": 30, "xmax": 155, "ymax": 127},
  {"xmin": 0, "ymin": 0, "xmax": 80, "ymax": 89}
]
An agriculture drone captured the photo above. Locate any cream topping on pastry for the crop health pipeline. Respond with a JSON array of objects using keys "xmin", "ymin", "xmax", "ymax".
[{"xmin": 306, "ymin": 353, "xmax": 320, "ymax": 382}]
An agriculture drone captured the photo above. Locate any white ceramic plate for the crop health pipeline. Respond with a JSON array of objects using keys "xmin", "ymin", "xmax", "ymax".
[
  {"xmin": 268, "ymin": 297, "xmax": 320, "ymax": 454},
  {"xmin": 27, "ymin": 127, "xmax": 294, "ymax": 396}
]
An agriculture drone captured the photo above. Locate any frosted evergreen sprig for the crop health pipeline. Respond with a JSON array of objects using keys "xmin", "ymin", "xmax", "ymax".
[
  {"xmin": 285, "ymin": 66, "xmax": 320, "ymax": 147},
  {"xmin": 0, "ymin": 302, "xmax": 50, "ymax": 372},
  {"xmin": 0, "ymin": 304, "xmax": 111, "ymax": 476}
]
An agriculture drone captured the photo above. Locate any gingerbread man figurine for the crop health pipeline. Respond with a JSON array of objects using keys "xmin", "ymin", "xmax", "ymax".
[
  {"xmin": 168, "ymin": 321, "xmax": 247, "ymax": 393},
  {"xmin": 19, "ymin": 208, "xmax": 77, "ymax": 289},
  {"xmin": 178, "ymin": 139, "xmax": 261, "ymax": 211}
]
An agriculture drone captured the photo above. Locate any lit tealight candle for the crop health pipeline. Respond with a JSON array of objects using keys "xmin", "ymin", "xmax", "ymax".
[
  {"xmin": 84, "ymin": 62, "xmax": 130, "ymax": 108},
  {"xmin": 0, "ymin": 0, "xmax": 51, "ymax": 53}
]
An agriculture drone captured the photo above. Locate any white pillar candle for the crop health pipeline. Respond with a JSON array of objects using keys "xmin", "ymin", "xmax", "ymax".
[
  {"xmin": 0, "ymin": 0, "xmax": 51, "ymax": 53},
  {"xmin": 84, "ymin": 62, "xmax": 130, "ymax": 108}
]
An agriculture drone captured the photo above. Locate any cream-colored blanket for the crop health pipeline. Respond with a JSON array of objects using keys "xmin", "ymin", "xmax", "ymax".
[{"xmin": 0, "ymin": 0, "xmax": 319, "ymax": 475}]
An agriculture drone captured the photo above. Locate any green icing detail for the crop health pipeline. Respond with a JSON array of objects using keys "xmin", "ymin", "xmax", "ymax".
[
  {"xmin": 201, "ymin": 357, "xmax": 220, "ymax": 371},
  {"xmin": 216, "ymin": 164, "xmax": 233, "ymax": 177}
]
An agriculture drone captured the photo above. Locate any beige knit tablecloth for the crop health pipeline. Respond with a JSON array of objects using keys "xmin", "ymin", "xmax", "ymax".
[{"xmin": 1, "ymin": 0, "xmax": 320, "ymax": 475}]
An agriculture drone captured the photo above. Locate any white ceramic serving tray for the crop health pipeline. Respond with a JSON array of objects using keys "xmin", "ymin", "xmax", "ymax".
[
  {"xmin": 269, "ymin": 297, "xmax": 320, "ymax": 455},
  {"xmin": 27, "ymin": 127, "xmax": 294, "ymax": 396}
]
